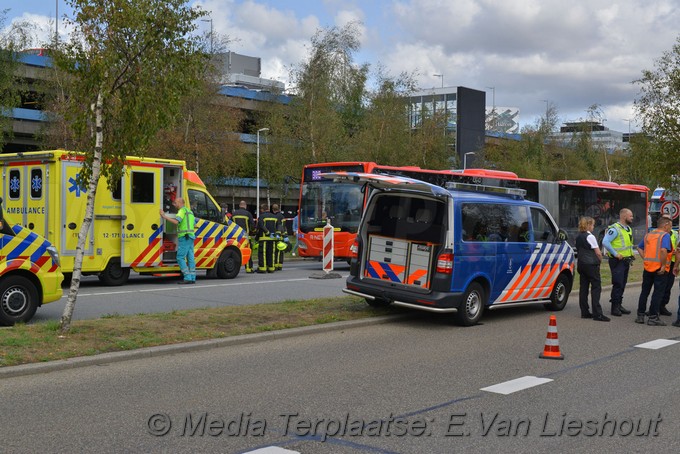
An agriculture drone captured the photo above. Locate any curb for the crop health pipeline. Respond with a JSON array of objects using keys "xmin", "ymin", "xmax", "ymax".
[
  {"xmin": 0, "ymin": 314, "xmax": 408, "ymax": 379},
  {"xmin": 0, "ymin": 281, "xmax": 645, "ymax": 379}
]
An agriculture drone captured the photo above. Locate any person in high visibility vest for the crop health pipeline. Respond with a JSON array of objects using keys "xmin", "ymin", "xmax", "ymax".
[
  {"xmin": 271, "ymin": 203, "xmax": 286, "ymax": 270},
  {"xmin": 602, "ymin": 208, "xmax": 635, "ymax": 316},
  {"xmin": 256, "ymin": 203, "xmax": 279, "ymax": 273},
  {"xmin": 672, "ymin": 235, "xmax": 680, "ymax": 328},
  {"xmin": 635, "ymin": 216, "xmax": 673, "ymax": 325},
  {"xmin": 232, "ymin": 200, "xmax": 255, "ymax": 273},
  {"xmin": 658, "ymin": 215, "xmax": 678, "ymax": 316},
  {"xmin": 160, "ymin": 197, "xmax": 196, "ymax": 284}
]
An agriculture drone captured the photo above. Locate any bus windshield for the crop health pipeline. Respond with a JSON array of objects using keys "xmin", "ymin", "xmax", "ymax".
[{"xmin": 299, "ymin": 179, "xmax": 364, "ymax": 233}]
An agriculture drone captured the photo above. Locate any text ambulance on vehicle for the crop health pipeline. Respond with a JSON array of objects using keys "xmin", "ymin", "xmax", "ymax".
[
  {"xmin": 334, "ymin": 173, "xmax": 575, "ymax": 326},
  {"xmin": 0, "ymin": 197, "xmax": 63, "ymax": 325},
  {"xmin": 0, "ymin": 150, "xmax": 250, "ymax": 286}
]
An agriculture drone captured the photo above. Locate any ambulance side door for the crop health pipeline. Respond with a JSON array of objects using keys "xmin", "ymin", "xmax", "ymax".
[
  {"xmin": 121, "ymin": 167, "xmax": 163, "ymax": 267},
  {"xmin": 62, "ymin": 161, "xmax": 94, "ymax": 256}
]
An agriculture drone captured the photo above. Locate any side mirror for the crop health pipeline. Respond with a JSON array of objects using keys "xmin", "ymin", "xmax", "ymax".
[{"xmin": 557, "ymin": 229, "xmax": 568, "ymax": 242}]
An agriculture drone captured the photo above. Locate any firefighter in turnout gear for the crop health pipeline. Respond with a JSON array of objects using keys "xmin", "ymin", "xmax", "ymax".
[
  {"xmin": 272, "ymin": 204, "xmax": 286, "ymax": 271},
  {"xmin": 257, "ymin": 204, "xmax": 279, "ymax": 273},
  {"xmin": 232, "ymin": 200, "xmax": 255, "ymax": 273}
]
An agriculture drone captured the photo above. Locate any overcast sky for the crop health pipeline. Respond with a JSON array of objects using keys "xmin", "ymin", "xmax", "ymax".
[{"xmin": 5, "ymin": 0, "xmax": 680, "ymax": 133}]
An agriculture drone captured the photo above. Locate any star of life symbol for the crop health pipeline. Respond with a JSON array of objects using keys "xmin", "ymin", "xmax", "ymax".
[
  {"xmin": 68, "ymin": 174, "xmax": 87, "ymax": 197},
  {"xmin": 10, "ymin": 176, "xmax": 20, "ymax": 193},
  {"xmin": 32, "ymin": 175, "xmax": 42, "ymax": 192}
]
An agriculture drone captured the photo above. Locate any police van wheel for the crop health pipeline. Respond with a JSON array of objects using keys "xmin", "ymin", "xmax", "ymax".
[
  {"xmin": 454, "ymin": 282, "xmax": 485, "ymax": 326},
  {"xmin": 545, "ymin": 274, "xmax": 570, "ymax": 311},
  {"xmin": 365, "ymin": 297, "xmax": 390, "ymax": 308},
  {"xmin": 98, "ymin": 259, "xmax": 130, "ymax": 286},
  {"xmin": 0, "ymin": 275, "xmax": 39, "ymax": 326},
  {"xmin": 216, "ymin": 248, "xmax": 240, "ymax": 279}
]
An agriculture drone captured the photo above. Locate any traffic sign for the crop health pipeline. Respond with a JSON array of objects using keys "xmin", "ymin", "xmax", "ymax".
[{"xmin": 661, "ymin": 201, "xmax": 680, "ymax": 219}]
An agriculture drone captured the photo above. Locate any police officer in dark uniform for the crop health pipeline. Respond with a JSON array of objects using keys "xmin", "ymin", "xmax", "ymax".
[
  {"xmin": 271, "ymin": 204, "xmax": 286, "ymax": 271},
  {"xmin": 232, "ymin": 200, "xmax": 255, "ymax": 273},
  {"xmin": 256, "ymin": 204, "xmax": 279, "ymax": 273}
]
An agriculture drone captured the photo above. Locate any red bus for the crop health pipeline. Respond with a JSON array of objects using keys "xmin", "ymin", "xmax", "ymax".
[{"xmin": 297, "ymin": 162, "xmax": 648, "ymax": 259}]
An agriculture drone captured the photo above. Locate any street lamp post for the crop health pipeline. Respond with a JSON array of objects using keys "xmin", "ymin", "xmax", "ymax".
[
  {"xmin": 256, "ymin": 128, "xmax": 269, "ymax": 219},
  {"xmin": 464, "ymin": 152, "xmax": 476, "ymax": 170},
  {"xmin": 433, "ymin": 74, "xmax": 444, "ymax": 88}
]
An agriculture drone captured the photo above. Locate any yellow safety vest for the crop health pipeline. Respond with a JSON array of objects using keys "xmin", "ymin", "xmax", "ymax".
[
  {"xmin": 608, "ymin": 222, "xmax": 633, "ymax": 257},
  {"xmin": 177, "ymin": 207, "xmax": 195, "ymax": 238}
]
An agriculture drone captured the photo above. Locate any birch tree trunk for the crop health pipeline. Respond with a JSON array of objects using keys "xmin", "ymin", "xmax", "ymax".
[{"xmin": 60, "ymin": 90, "xmax": 104, "ymax": 333}]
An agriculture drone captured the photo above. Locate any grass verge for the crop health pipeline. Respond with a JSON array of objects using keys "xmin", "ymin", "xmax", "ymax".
[
  {"xmin": 0, "ymin": 296, "xmax": 399, "ymax": 368},
  {"xmin": 0, "ymin": 265, "xmax": 644, "ymax": 369}
]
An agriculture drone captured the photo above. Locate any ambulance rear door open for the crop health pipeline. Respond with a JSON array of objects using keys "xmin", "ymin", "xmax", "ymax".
[{"xmin": 120, "ymin": 163, "xmax": 166, "ymax": 268}]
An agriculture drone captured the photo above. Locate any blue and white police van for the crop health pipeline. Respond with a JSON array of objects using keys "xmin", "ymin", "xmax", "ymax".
[{"xmin": 334, "ymin": 173, "xmax": 575, "ymax": 326}]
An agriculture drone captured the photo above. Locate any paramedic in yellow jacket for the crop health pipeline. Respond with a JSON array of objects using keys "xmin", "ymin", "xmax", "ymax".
[{"xmin": 160, "ymin": 197, "xmax": 196, "ymax": 284}]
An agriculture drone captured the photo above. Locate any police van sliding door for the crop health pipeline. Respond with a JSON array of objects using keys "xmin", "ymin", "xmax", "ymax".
[
  {"xmin": 3, "ymin": 163, "xmax": 49, "ymax": 238},
  {"xmin": 121, "ymin": 167, "xmax": 163, "ymax": 268},
  {"xmin": 62, "ymin": 161, "xmax": 94, "ymax": 256}
]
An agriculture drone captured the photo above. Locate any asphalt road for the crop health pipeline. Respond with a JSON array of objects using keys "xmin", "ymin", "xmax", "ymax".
[
  {"xmin": 32, "ymin": 259, "xmax": 349, "ymax": 322},
  {"xmin": 2, "ymin": 282, "xmax": 680, "ymax": 453}
]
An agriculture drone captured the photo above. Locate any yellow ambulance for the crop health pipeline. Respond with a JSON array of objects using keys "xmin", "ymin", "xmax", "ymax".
[
  {"xmin": 0, "ymin": 197, "xmax": 63, "ymax": 325},
  {"xmin": 0, "ymin": 150, "xmax": 251, "ymax": 286}
]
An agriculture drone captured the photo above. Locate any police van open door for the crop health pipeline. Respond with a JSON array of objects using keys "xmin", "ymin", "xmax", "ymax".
[
  {"xmin": 62, "ymin": 159, "xmax": 94, "ymax": 256},
  {"xmin": 121, "ymin": 164, "xmax": 164, "ymax": 268}
]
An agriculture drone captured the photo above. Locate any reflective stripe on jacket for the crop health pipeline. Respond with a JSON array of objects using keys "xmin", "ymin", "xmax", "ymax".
[
  {"xmin": 177, "ymin": 207, "xmax": 195, "ymax": 238},
  {"xmin": 642, "ymin": 229, "xmax": 670, "ymax": 273},
  {"xmin": 608, "ymin": 222, "xmax": 633, "ymax": 257}
]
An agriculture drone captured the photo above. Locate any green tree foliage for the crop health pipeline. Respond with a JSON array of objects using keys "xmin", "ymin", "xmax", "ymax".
[
  {"xmin": 355, "ymin": 69, "xmax": 418, "ymax": 165},
  {"xmin": 284, "ymin": 21, "xmax": 369, "ymax": 163},
  {"xmin": 634, "ymin": 35, "xmax": 680, "ymax": 189},
  {"xmin": 0, "ymin": 10, "xmax": 34, "ymax": 149},
  {"xmin": 49, "ymin": 0, "xmax": 207, "ymax": 332}
]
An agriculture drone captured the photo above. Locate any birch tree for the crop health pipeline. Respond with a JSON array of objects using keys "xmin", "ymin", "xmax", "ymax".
[{"xmin": 51, "ymin": 0, "xmax": 206, "ymax": 332}]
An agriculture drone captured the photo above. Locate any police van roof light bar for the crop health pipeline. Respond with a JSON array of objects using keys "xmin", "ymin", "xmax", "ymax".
[{"xmin": 445, "ymin": 181, "xmax": 526, "ymax": 198}]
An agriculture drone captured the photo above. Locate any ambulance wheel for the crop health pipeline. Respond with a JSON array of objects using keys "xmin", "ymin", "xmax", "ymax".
[
  {"xmin": 0, "ymin": 275, "xmax": 39, "ymax": 326},
  {"xmin": 454, "ymin": 282, "xmax": 485, "ymax": 326},
  {"xmin": 545, "ymin": 274, "xmax": 570, "ymax": 311},
  {"xmin": 98, "ymin": 259, "xmax": 130, "ymax": 286},
  {"xmin": 365, "ymin": 297, "xmax": 390, "ymax": 308},
  {"xmin": 216, "ymin": 248, "xmax": 240, "ymax": 279}
]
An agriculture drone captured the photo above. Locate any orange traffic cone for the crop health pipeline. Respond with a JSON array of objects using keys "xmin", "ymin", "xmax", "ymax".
[{"xmin": 539, "ymin": 315, "xmax": 564, "ymax": 360}]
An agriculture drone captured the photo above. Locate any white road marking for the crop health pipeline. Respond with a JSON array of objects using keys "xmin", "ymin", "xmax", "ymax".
[
  {"xmin": 481, "ymin": 376, "xmax": 553, "ymax": 395},
  {"xmin": 634, "ymin": 339, "xmax": 680, "ymax": 350},
  {"xmin": 64, "ymin": 277, "xmax": 341, "ymax": 298},
  {"xmin": 243, "ymin": 448, "xmax": 299, "ymax": 454}
]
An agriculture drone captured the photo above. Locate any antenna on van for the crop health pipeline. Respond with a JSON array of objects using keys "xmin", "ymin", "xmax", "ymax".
[{"xmin": 445, "ymin": 182, "xmax": 526, "ymax": 198}]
